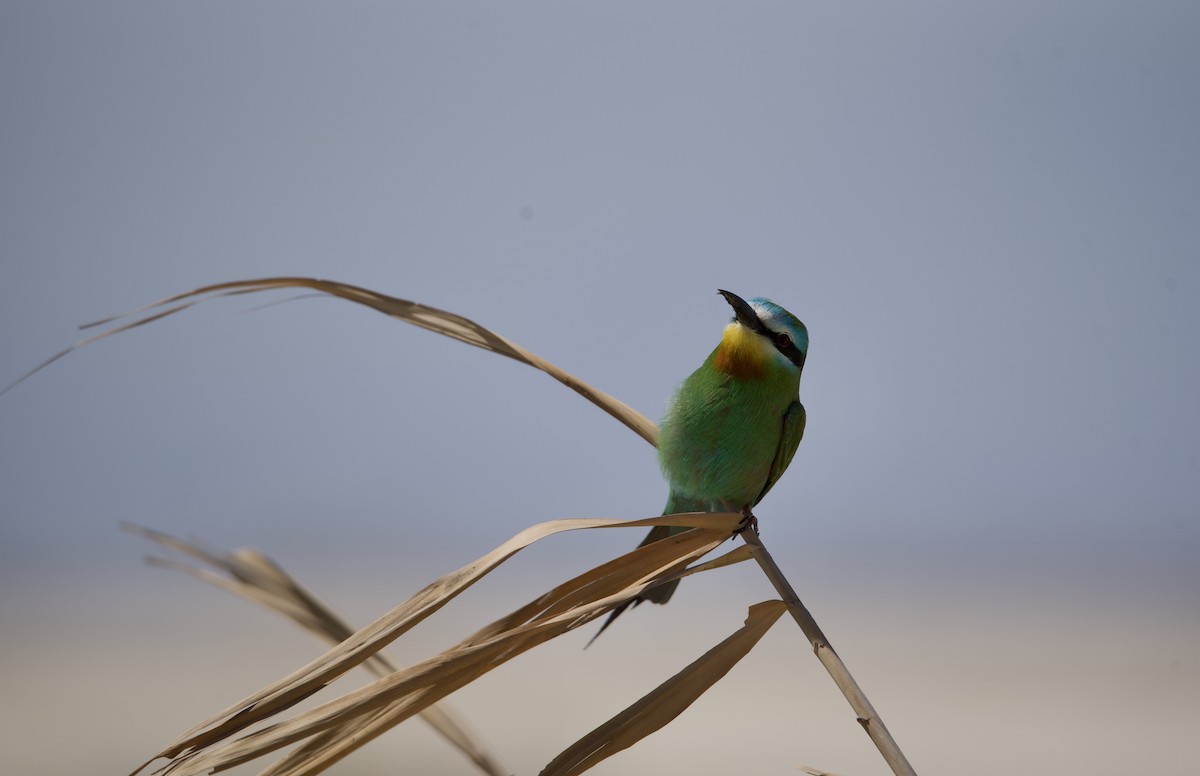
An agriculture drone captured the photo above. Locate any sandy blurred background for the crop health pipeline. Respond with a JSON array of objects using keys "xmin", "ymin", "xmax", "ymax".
[{"xmin": 2, "ymin": 3, "xmax": 1197, "ymax": 774}]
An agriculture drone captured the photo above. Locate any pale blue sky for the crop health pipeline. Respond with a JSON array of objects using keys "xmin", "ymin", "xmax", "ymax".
[{"xmin": 2, "ymin": 3, "xmax": 1198, "ymax": 774}]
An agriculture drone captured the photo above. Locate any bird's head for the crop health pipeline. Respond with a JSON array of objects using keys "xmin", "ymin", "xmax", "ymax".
[{"xmin": 714, "ymin": 289, "xmax": 807, "ymax": 377}]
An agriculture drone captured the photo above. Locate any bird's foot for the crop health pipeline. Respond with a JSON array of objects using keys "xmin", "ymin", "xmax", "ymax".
[{"xmin": 734, "ymin": 507, "xmax": 759, "ymax": 536}]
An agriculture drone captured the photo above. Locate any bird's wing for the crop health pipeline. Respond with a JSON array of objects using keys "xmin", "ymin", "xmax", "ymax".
[{"xmin": 754, "ymin": 400, "xmax": 805, "ymax": 506}]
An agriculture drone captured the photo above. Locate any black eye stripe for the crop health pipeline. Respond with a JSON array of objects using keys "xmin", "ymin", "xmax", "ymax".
[
  {"xmin": 765, "ymin": 327, "xmax": 805, "ymax": 369},
  {"xmin": 736, "ymin": 303, "xmax": 805, "ymax": 370}
]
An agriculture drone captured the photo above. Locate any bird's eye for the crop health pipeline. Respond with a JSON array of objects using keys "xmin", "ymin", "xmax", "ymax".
[{"xmin": 775, "ymin": 332, "xmax": 792, "ymax": 348}]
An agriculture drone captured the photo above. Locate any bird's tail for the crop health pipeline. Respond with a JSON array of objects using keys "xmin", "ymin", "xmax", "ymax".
[
  {"xmin": 624, "ymin": 490, "xmax": 711, "ymax": 609},
  {"xmin": 632, "ymin": 524, "xmax": 684, "ymax": 604},
  {"xmin": 586, "ymin": 524, "xmax": 685, "ymax": 646},
  {"xmin": 586, "ymin": 496, "xmax": 703, "ymax": 645}
]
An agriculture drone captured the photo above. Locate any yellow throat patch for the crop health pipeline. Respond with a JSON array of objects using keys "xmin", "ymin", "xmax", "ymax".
[{"xmin": 713, "ymin": 323, "xmax": 769, "ymax": 378}]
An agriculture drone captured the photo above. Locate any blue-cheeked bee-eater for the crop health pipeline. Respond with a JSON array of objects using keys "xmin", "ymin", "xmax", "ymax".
[{"xmin": 594, "ymin": 290, "xmax": 807, "ymax": 639}]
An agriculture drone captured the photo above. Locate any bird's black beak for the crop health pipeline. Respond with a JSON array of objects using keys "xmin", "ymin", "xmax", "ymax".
[{"xmin": 717, "ymin": 289, "xmax": 765, "ymax": 332}]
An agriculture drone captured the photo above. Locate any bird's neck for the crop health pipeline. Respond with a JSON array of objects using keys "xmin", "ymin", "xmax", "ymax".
[{"xmin": 712, "ymin": 323, "xmax": 771, "ymax": 379}]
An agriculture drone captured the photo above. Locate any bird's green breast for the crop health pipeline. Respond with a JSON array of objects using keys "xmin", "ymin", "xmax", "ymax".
[{"xmin": 657, "ymin": 348, "xmax": 799, "ymax": 512}]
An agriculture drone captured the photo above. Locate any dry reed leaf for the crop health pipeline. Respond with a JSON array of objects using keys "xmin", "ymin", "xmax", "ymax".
[
  {"xmin": 1, "ymin": 277, "xmax": 659, "ymax": 447},
  {"xmin": 127, "ymin": 524, "xmax": 510, "ymax": 776},
  {"xmin": 132, "ymin": 512, "xmax": 744, "ymax": 776},
  {"xmin": 541, "ymin": 600, "xmax": 789, "ymax": 776},
  {"xmin": 254, "ymin": 536, "xmax": 755, "ymax": 776}
]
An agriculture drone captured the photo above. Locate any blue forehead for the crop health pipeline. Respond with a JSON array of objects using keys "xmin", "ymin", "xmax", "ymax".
[{"xmin": 750, "ymin": 297, "xmax": 808, "ymax": 351}]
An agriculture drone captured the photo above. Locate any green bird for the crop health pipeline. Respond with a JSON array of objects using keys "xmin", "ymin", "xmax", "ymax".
[{"xmin": 594, "ymin": 289, "xmax": 808, "ymax": 639}]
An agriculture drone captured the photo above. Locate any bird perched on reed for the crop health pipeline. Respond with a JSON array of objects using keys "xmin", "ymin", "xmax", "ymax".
[{"xmin": 593, "ymin": 289, "xmax": 808, "ymax": 640}]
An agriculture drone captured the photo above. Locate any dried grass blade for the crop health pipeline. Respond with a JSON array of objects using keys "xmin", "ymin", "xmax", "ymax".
[
  {"xmin": 128, "ymin": 525, "xmax": 510, "ymax": 776},
  {"xmin": 146, "ymin": 520, "xmax": 738, "ymax": 776},
  {"xmin": 4, "ymin": 277, "xmax": 659, "ymax": 445},
  {"xmin": 164, "ymin": 620, "xmax": 545, "ymax": 774},
  {"xmin": 133, "ymin": 513, "xmax": 740, "ymax": 775},
  {"xmin": 130, "ymin": 527, "xmax": 346, "ymax": 639},
  {"xmin": 257, "ymin": 524, "xmax": 749, "ymax": 775},
  {"xmin": 540, "ymin": 600, "xmax": 789, "ymax": 776},
  {"xmin": 257, "ymin": 698, "xmax": 497, "ymax": 776}
]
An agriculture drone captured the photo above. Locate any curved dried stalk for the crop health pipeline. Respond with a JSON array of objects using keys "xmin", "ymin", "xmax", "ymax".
[{"xmin": 0, "ymin": 277, "xmax": 659, "ymax": 447}]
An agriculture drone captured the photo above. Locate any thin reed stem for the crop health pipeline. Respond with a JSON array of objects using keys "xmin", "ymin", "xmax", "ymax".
[{"xmin": 739, "ymin": 528, "xmax": 917, "ymax": 776}]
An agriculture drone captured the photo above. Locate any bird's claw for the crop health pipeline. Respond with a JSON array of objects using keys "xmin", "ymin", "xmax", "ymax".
[{"xmin": 734, "ymin": 507, "xmax": 759, "ymax": 536}]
